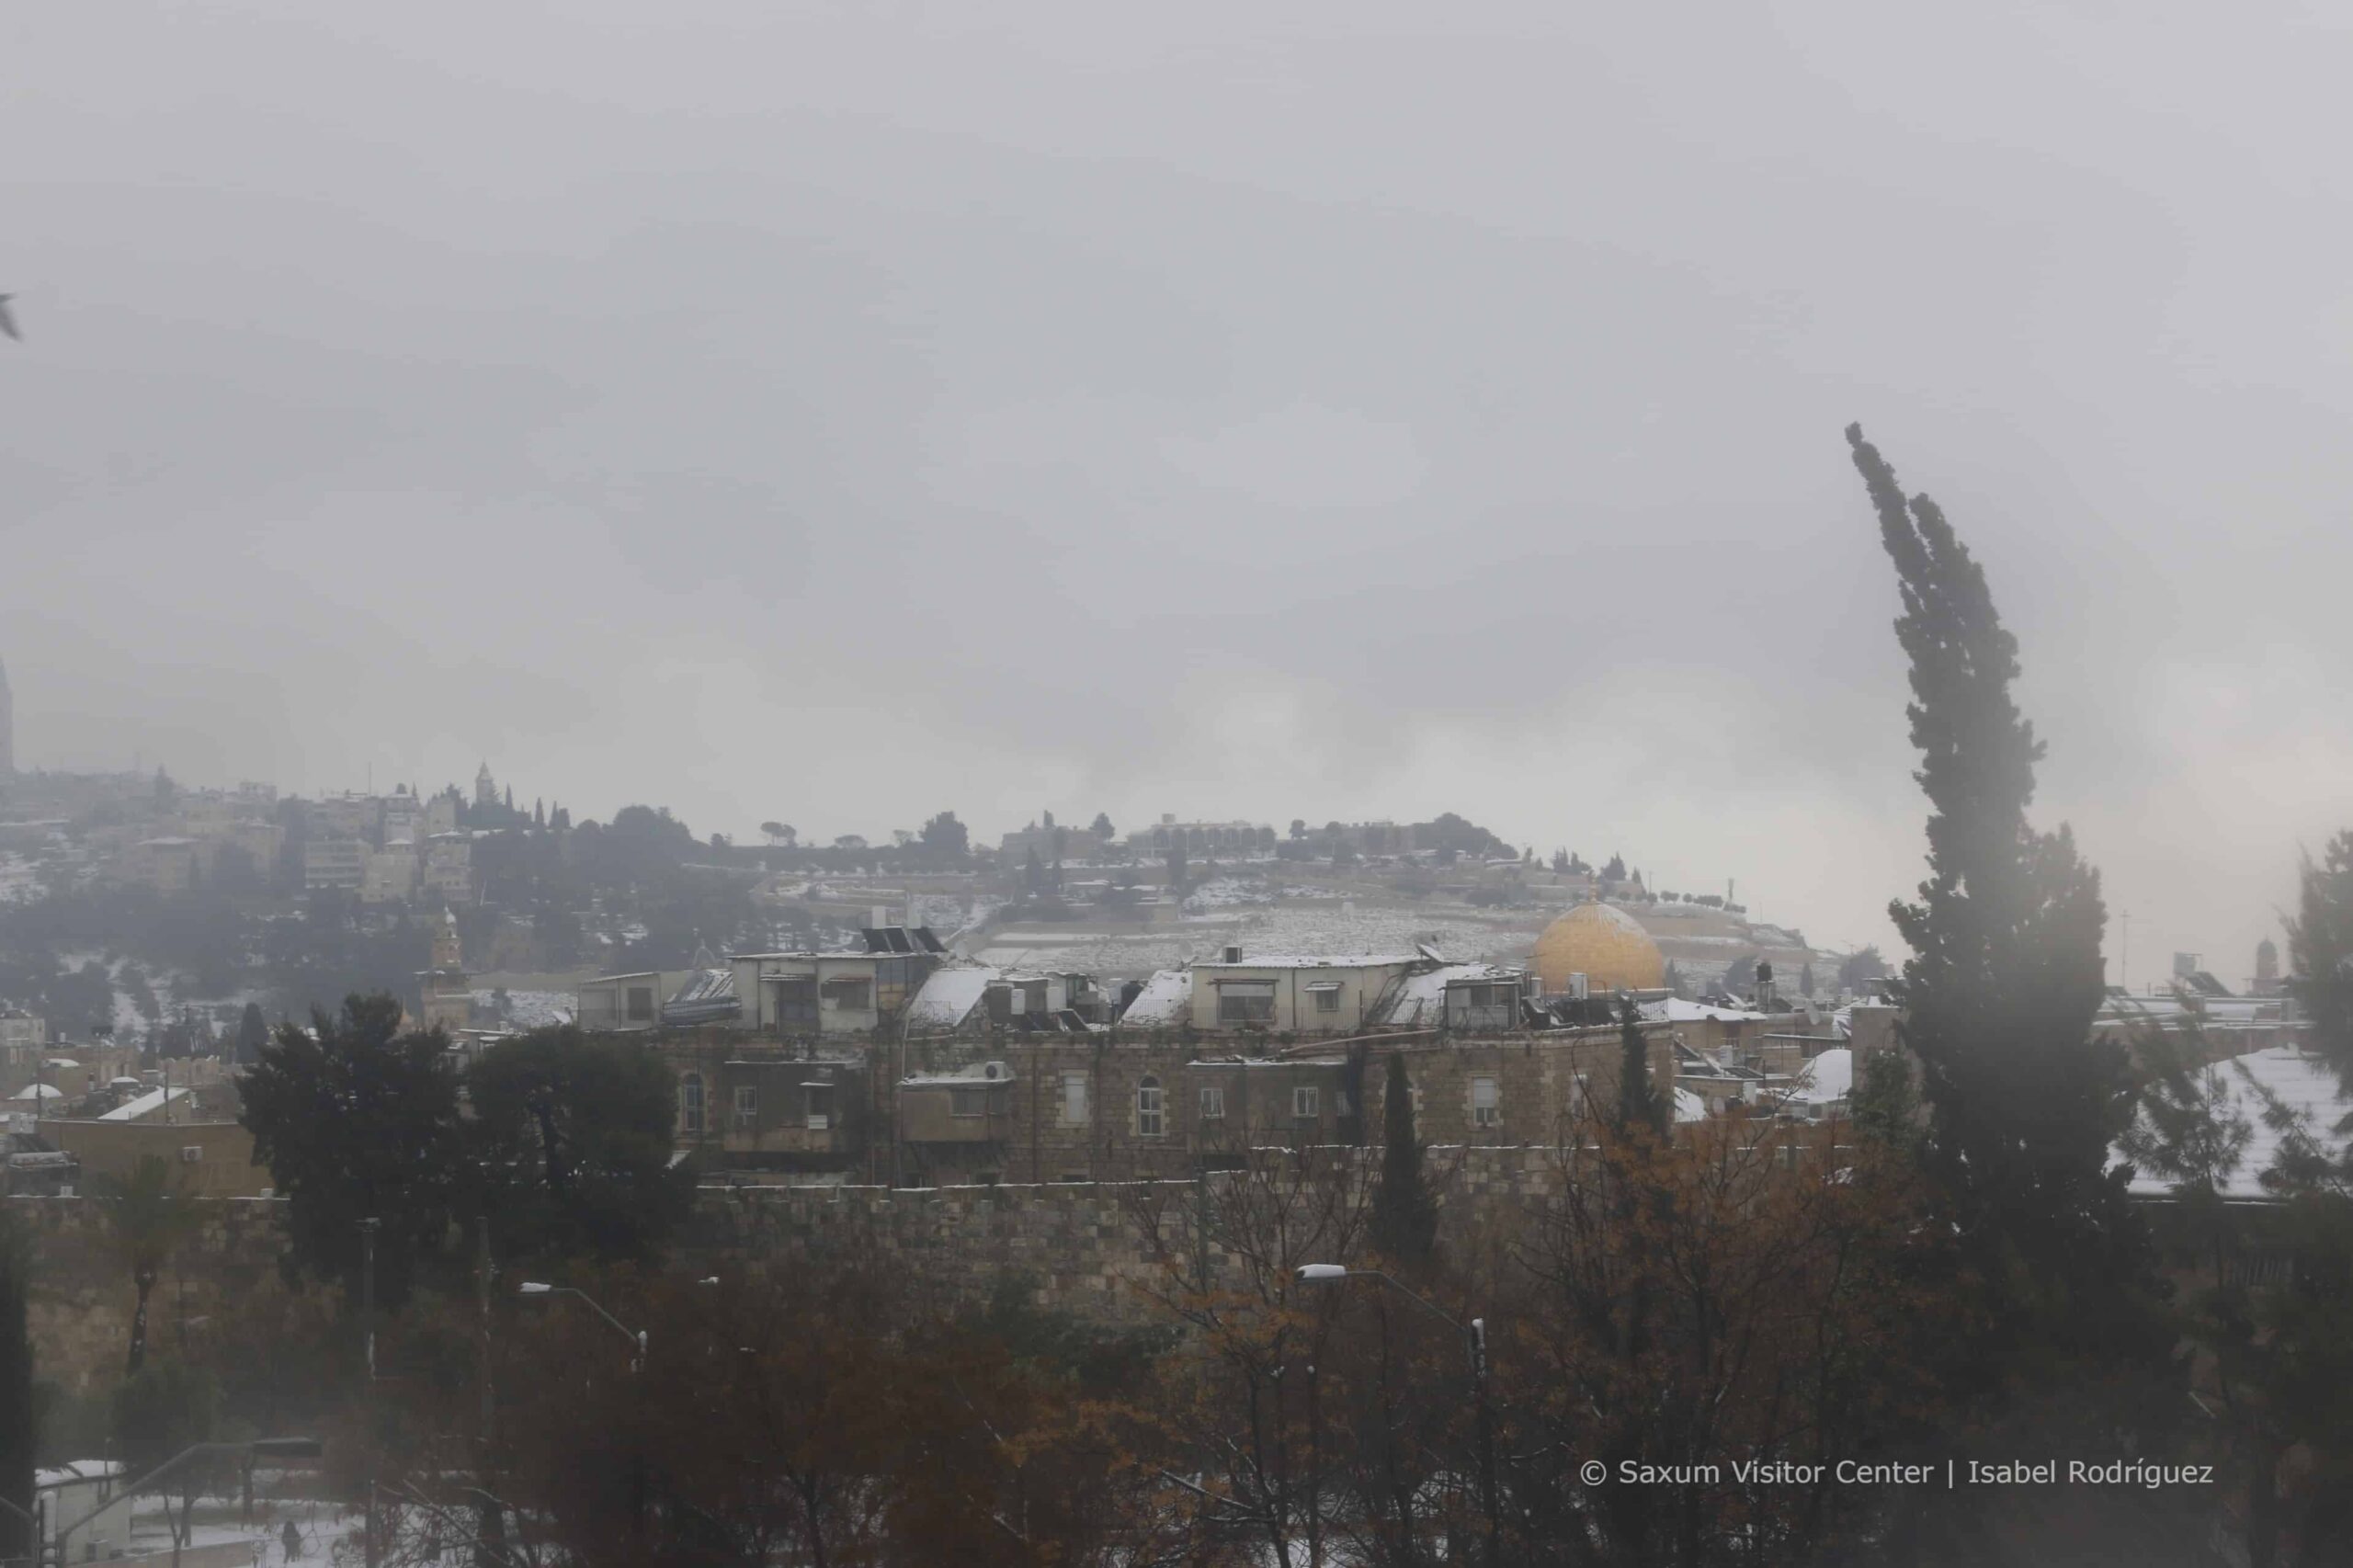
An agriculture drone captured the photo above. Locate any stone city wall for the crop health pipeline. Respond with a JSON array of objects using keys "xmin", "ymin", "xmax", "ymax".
[
  {"xmin": 14, "ymin": 1145, "xmax": 1580, "ymax": 1388},
  {"xmin": 11, "ymin": 1193, "xmax": 307, "ymax": 1395}
]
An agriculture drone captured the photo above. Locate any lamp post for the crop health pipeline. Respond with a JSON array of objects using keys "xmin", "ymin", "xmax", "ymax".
[
  {"xmin": 517, "ymin": 1280, "xmax": 688, "ymax": 1548},
  {"xmin": 516, "ymin": 1282, "xmax": 647, "ymax": 1370},
  {"xmin": 1297, "ymin": 1265, "xmax": 1500, "ymax": 1568}
]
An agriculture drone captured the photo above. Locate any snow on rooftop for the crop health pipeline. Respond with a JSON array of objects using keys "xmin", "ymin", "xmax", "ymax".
[
  {"xmin": 1119, "ymin": 969, "xmax": 1193, "ymax": 1027},
  {"xmin": 2121, "ymin": 1046, "xmax": 2353, "ymax": 1201},
  {"xmin": 36, "ymin": 1460, "xmax": 124, "ymax": 1487},
  {"xmin": 1785, "ymin": 1048, "xmax": 1853, "ymax": 1106},
  {"xmin": 1674, "ymin": 1087, "xmax": 1710, "ymax": 1124},
  {"xmin": 9, "ymin": 1084, "xmax": 63, "ymax": 1101},
  {"xmin": 1195, "ymin": 954, "xmax": 1420, "ymax": 970},
  {"xmin": 906, "ymin": 965, "xmax": 997, "ymax": 1032},
  {"xmin": 97, "ymin": 1085, "xmax": 193, "ymax": 1121},
  {"xmin": 1643, "ymin": 998, "xmax": 1774, "ymax": 1025}
]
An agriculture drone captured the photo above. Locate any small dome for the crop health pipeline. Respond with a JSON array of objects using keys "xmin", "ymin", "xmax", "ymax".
[{"xmin": 1532, "ymin": 902, "xmax": 1665, "ymax": 994}]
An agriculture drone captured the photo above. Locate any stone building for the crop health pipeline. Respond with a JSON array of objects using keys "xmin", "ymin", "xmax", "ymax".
[
  {"xmin": 417, "ymin": 910, "xmax": 472, "ymax": 1033},
  {"xmin": 658, "ymin": 1033, "xmax": 871, "ymax": 1178}
]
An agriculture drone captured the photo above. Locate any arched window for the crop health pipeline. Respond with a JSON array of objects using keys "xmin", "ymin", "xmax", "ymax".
[
  {"xmin": 1136, "ymin": 1074, "xmax": 1165, "ymax": 1138},
  {"xmin": 679, "ymin": 1072, "xmax": 705, "ymax": 1135}
]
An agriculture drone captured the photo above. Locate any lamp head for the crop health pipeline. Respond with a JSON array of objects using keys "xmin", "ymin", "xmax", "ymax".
[{"xmin": 1295, "ymin": 1264, "xmax": 1349, "ymax": 1282}]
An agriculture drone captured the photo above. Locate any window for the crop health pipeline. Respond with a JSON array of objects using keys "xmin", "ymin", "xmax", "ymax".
[
  {"xmin": 805, "ymin": 1084, "xmax": 834, "ymax": 1131},
  {"xmin": 1137, "ymin": 1075, "xmax": 1165, "ymax": 1137},
  {"xmin": 775, "ymin": 977, "xmax": 819, "ymax": 1027},
  {"xmin": 1216, "ymin": 983, "xmax": 1276, "ymax": 1024},
  {"xmin": 733, "ymin": 1085, "xmax": 757, "ymax": 1131},
  {"xmin": 950, "ymin": 1086, "xmax": 985, "ymax": 1118},
  {"xmin": 679, "ymin": 1073, "xmax": 705, "ymax": 1135},
  {"xmin": 1061, "ymin": 1072, "xmax": 1090, "ymax": 1126},
  {"xmin": 1199, "ymin": 1085, "xmax": 1226, "ymax": 1119},
  {"xmin": 1311, "ymin": 985, "xmax": 1342, "ymax": 1015},
  {"xmin": 821, "ymin": 977, "xmax": 872, "ymax": 1011},
  {"xmin": 1472, "ymin": 1075, "xmax": 1499, "ymax": 1128},
  {"xmin": 625, "ymin": 986, "xmax": 655, "ymax": 1023},
  {"xmin": 1292, "ymin": 1085, "xmax": 1320, "ymax": 1120}
]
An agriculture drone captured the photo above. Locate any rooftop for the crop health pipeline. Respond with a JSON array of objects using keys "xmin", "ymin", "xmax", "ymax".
[
  {"xmin": 2121, "ymin": 1046, "xmax": 2353, "ymax": 1202},
  {"xmin": 97, "ymin": 1085, "xmax": 194, "ymax": 1121}
]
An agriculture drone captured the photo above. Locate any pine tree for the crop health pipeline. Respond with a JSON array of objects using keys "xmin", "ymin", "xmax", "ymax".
[
  {"xmin": 1616, "ymin": 995, "xmax": 1665, "ymax": 1134},
  {"xmin": 1846, "ymin": 424, "xmax": 2145, "ymax": 1323},
  {"xmin": 1368, "ymin": 1054, "xmax": 1438, "ymax": 1267}
]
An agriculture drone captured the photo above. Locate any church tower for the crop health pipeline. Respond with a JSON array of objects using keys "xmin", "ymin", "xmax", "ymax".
[
  {"xmin": 0, "ymin": 653, "xmax": 14, "ymax": 776},
  {"xmin": 419, "ymin": 908, "xmax": 473, "ymax": 1033},
  {"xmin": 474, "ymin": 761, "xmax": 495, "ymax": 809}
]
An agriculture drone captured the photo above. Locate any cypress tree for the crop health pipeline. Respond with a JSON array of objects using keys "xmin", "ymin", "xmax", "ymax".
[
  {"xmin": 235, "ymin": 1001, "xmax": 268, "ymax": 1066},
  {"xmin": 2288, "ymin": 832, "xmax": 2353, "ymax": 1091},
  {"xmin": 1845, "ymin": 424, "xmax": 2145, "ymax": 1325},
  {"xmin": 0, "ymin": 1212, "xmax": 31, "ymax": 1566},
  {"xmin": 1368, "ymin": 1054, "xmax": 1438, "ymax": 1267},
  {"xmin": 1616, "ymin": 995, "xmax": 1666, "ymax": 1135}
]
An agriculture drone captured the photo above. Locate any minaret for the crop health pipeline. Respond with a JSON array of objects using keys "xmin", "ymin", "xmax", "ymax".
[
  {"xmin": 473, "ymin": 761, "xmax": 495, "ymax": 808},
  {"xmin": 0, "ymin": 653, "xmax": 13, "ymax": 775}
]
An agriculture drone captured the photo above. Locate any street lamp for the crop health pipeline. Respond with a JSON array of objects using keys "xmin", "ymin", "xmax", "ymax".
[
  {"xmin": 1297, "ymin": 1265, "xmax": 1500, "ymax": 1568},
  {"xmin": 516, "ymin": 1282, "xmax": 648, "ymax": 1369}
]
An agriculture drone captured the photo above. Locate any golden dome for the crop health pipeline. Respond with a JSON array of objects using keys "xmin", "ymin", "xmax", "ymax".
[{"xmin": 1532, "ymin": 902, "xmax": 1664, "ymax": 994}]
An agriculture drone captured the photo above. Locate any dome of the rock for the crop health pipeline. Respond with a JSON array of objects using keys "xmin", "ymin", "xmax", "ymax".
[{"xmin": 1532, "ymin": 902, "xmax": 1665, "ymax": 994}]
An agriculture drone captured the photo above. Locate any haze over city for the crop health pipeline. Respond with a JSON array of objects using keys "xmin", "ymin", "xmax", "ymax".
[{"xmin": 12, "ymin": 6, "xmax": 2352, "ymax": 973}]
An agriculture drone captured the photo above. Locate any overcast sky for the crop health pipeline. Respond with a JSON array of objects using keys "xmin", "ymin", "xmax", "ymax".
[{"xmin": 6, "ymin": 1, "xmax": 2350, "ymax": 980}]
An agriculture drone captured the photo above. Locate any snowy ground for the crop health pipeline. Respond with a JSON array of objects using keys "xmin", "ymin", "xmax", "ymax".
[
  {"xmin": 472, "ymin": 988, "xmax": 575, "ymax": 1030},
  {"xmin": 976, "ymin": 903, "xmax": 1545, "ymax": 978},
  {"xmin": 96, "ymin": 1491, "xmax": 503, "ymax": 1567},
  {"xmin": 0, "ymin": 852, "xmax": 41, "ymax": 902}
]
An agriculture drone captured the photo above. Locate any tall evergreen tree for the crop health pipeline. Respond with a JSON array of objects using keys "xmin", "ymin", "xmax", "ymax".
[
  {"xmin": 2288, "ymin": 831, "xmax": 2353, "ymax": 1089},
  {"xmin": 1846, "ymin": 423, "xmax": 2145, "ymax": 1330},
  {"xmin": 1368, "ymin": 1053, "xmax": 1438, "ymax": 1267},
  {"xmin": 0, "ymin": 1212, "xmax": 31, "ymax": 1567},
  {"xmin": 1616, "ymin": 995, "xmax": 1665, "ymax": 1134},
  {"xmin": 234, "ymin": 1000, "xmax": 268, "ymax": 1066}
]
